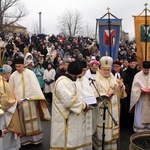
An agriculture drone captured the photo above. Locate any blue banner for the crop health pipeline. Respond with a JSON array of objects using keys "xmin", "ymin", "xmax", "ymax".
[{"xmin": 98, "ymin": 19, "xmax": 121, "ymax": 61}]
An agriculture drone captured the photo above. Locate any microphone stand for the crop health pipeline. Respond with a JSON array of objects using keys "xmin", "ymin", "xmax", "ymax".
[{"xmin": 90, "ymin": 79, "xmax": 117, "ymax": 150}]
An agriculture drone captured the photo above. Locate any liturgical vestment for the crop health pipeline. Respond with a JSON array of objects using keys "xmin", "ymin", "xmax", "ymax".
[
  {"xmin": 93, "ymin": 71, "xmax": 126, "ymax": 150},
  {"xmin": 50, "ymin": 75, "xmax": 87, "ymax": 150},
  {"xmin": 76, "ymin": 76, "xmax": 96, "ymax": 150},
  {"xmin": 130, "ymin": 70, "xmax": 150, "ymax": 132},
  {"xmin": 9, "ymin": 69, "xmax": 51, "ymax": 145},
  {"xmin": 0, "ymin": 76, "xmax": 22, "ymax": 150}
]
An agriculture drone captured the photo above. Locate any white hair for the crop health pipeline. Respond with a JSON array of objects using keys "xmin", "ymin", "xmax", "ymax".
[{"xmin": 2, "ymin": 64, "xmax": 12, "ymax": 74}]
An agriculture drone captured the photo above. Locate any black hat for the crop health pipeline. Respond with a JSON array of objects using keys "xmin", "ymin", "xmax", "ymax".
[
  {"xmin": 143, "ymin": 61, "xmax": 150, "ymax": 69},
  {"xmin": 80, "ymin": 59, "xmax": 87, "ymax": 68},
  {"xmin": 67, "ymin": 61, "xmax": 83, "ymax": 75},
  {"xmin": 14, "ymin": 57, "xmax": 24, "ymax": 64}
]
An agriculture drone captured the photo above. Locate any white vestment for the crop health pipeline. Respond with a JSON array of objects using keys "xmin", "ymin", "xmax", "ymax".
[
  {"xmin": 50, "ymin": 75, "xmax": 86, "ymax": 150},
  {"xmin": 0, "ymin": 76, "xmax": 21, "ymax": 150},
  {"xmin": 0, "ymin": 104, "xmax": 20, "ymax": 150},
  {"xmin": 93, "ymin": 71, "xmax": 126, "ymax": 150},
  {"xmin": 130, "ymin": 71, "xmax": 150, "ymax": 132},
  {"xmin": 9, "ymin": 69, "xmax": 50, "ymax": 145},
  {"xmin": 84, "ymin": 69, "xmax": 98, "ymax": 97},
  {"xmin": 76, "ymin": 76, "xmax": 96, "ymax": 150}
]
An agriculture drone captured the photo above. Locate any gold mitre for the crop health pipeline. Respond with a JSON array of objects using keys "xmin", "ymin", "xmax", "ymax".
[{"xmin": 100, "ymin": 56, "xmax": 113, "ymax": 68}]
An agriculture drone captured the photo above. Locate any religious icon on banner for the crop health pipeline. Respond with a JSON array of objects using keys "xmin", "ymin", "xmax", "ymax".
[
  {"xmin": 140, "ymin": 25, "xmax": 150, "ymax": 42},
  {"xmin": 104, "ymin": 29, "xmax": 116, "ymax": 46}
]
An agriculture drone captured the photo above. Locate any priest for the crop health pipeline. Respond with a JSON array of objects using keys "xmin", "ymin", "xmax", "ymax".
[
  {"xmin": 93, "ymin": 56, "xmax": 127, "ymax": 150},
  {"xmin": 9, "ymin": 57, "xmax": 51, "ymax": 147},
  {"xmin": 130, "ymin": 60, "xmax": 150, "ymax": 132}
]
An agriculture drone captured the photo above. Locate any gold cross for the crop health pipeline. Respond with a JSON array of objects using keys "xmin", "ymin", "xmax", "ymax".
[{"xmin": 144, "ymin": 3, "xmax": 148, "ymax": 9}]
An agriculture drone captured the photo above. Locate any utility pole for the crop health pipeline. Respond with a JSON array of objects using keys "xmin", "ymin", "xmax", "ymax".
[{"xmin": 39, "ymin": 12, "xmax": 42, "ymax": 34}]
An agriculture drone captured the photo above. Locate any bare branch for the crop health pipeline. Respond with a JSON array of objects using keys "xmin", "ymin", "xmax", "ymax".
[
  {"xmin": 0, "ymin": 0, "xmax": 29, "ymax": 31},
  {"xmin": 57, "ymin": 9, "xmax": 83, "ymax": 37}
]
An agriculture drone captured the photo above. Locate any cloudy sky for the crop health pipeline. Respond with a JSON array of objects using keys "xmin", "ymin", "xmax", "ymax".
[{"xmin": 19, "ymin": 0, "xmax": 148, "ymax": 39}]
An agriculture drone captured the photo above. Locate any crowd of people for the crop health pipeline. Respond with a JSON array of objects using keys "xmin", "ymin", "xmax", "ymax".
[{"xmin": 0, "ymin": 32, "xmax": 149, "ymax": 150}]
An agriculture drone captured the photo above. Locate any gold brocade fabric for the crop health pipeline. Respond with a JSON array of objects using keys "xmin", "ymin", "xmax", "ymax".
[
  {"xmin": 22, "ymin": 101, "xmax": 40, "ymax": 136},
  {"xmin": 0, "ymin": 76, "xmax": 22, "ymax": 134}
]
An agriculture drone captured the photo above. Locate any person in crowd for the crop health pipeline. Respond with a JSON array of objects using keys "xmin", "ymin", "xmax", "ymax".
[
  {"xmin": 126, "ymin": 49, "xmax": 137, "ymax": 61},
  {"xmin": 130, "ymin": 61, "xmax": 150, "ymax": 132},
  {"xmin": 0, "ymin": 68, "xmax": 22, "ymax": 150},
  {"xmin": 49, "ymin": 45, "xmax": 57, "ymax": 63},
  {"xmin": 12, "ymin": 46, "xmax": 24, "ymax": 60},
  {"xmin": 122, "ymin": 59, "xmax": 129, "ymax": 71},
  {"xmin": 2, "ymin": 64, "xmax": 12, "ymax": 82},
  {"xmin": 28, "ymin": 42, "xmax": 36, "ymax": 53},
  {"xmin": 43, "ymin": 62, "xmax": 56, "ymax": 103},
  {"xmin": 124, "ymin": 58, "xmax": 139, "ymax": 127},
  {"xmin": 5, "ymin": 39, "xmax": 14, "ymax": 58},
  {"xmin": 112, "ymin": 60, "xmax": 130, "ymax": 127},
  {"xmin": 24, "ymin": 52, "xmax": 35, "ymax": 70},
  {"xmin": 84, "ymin": 59, "xmax": 100, "ymax": 101},
  {"xmin": 93, "ymin": 56, "xmax": 126, "ymax": 150},
  {"xmin": 118, "ymin": 49, "xmax": 127, "ymax": 60},
  {"xmin": 9, "ymin": 57, "xmax": 51, "ymax": 148},
  {"xmin": 53, "ymin": 54, "xmax": 62, "ymax": 70},
  {"xmin": 5, "ymin": 58, "xmax": 16, "ymax": 72},
  {"xmin": 14, "ymin": 37, "xmax": 25, "ymax": 54},
  {"xmin": 76, "ymin": 60, "xmax": 96, "ymax": 149},
  {"xmin": 50, "ymin": 61, "xmax": 92, "ymax": 150},
  {"xmin": 56, "ymin": 45, "xmax": 64, "ymax": 58},
  {"xmin": 36, "ymin": 51, "xmax": 44, "ymax": 66},
  {"xmin": 39, "ymin": 44, "xmax": 48, "ymax": 60},
  {"xmin": 33, "ymin": 62, "xmax": 45, "ymax": 91},
  {"xmin": 64, "ymin": 44, "xmax": 73, "ymax": 57},
  {"xmin": 84, "ymin": 59, "xmax": 100, "ymax": 80},
  {"xmin": 55, "ymin": 58, "xmax": 70, "ymax": 81}
]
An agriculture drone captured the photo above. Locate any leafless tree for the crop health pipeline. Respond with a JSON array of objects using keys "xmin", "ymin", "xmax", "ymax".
[
  {"xmin": 0, "ymin": 0, "xmax": 29, "ymax": 31},
  {"xmin": 84, "ymin": 23, "xmax": 94, "ymax": 38},
  {"xmin": 57, "ymin": 9, "xmax": 83, "ymax": 37},
  {"xmin": 31, "ymin": 22, "xmax": 39, "ymax": 35},
  {"xmin": 31, "ymin": 21, "xmax": 45, "ymax": 35}
]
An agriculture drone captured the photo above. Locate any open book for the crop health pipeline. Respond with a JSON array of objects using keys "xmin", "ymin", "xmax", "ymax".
[{"xmin": 82, "ymin": 96, "xmax": 97, "ymax": 107}]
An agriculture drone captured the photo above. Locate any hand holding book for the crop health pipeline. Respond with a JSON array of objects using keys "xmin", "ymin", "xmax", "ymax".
[{"xmin": 140, "ymin": 87, "xmax": 150, "ymax": 93}]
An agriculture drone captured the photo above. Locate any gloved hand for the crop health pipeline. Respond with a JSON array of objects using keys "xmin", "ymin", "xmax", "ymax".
[
  {"xmin": 44, "ymin": 79, "xmax": 54, "ymax": 85},
  {"xmin": 48, "ymin": 79, "xmax": 54, "ymax": 84},
  {"xmin": 44, "ymin": 79, "xmax": 50, "ymax": 85}
]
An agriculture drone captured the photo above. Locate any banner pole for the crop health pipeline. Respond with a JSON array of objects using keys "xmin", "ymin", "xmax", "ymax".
[
  {"xmin": 144, "ymin": 3, "xmax": 148, "ymax": 61},
  {"xmin": 107, "ymin": 7, "xmax": 112, "ymax": 57},
  {"xmin": 95, "ymin": 19, "xmax": 98, "ymax": 41}
]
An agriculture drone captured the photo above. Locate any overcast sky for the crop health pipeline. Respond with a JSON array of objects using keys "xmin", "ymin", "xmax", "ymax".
[{"xmin": 19, "ymin": 0, "xmax": 148, "ymax": 39}]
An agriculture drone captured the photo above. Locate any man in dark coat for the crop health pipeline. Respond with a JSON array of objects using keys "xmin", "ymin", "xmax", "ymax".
[
  {"xmin": 112, "ymin": 60, "xmax": 130, "ymax": 127},
  {"xmin": 124, "ymin": 58, "xmax": 139, "ymax": 127}
]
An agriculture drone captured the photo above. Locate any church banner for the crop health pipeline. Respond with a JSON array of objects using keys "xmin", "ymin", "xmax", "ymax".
[
  {"xmin": 134, "ymin": 16, "xmax": 150, "ymax": 69},
  {"xmin": 98, "ymin": 19, "xmax": 121, "ymax": 61}
]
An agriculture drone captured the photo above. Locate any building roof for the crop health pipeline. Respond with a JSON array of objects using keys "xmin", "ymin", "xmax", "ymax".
[{"xmin": 9, "ymin": 23, "xmax": 27, "ymax": 29}]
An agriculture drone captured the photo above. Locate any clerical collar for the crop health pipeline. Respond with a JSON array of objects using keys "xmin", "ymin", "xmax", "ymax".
[{"xmin": 90, "ymin": 69, "xmax": 96, "ymax": 74}]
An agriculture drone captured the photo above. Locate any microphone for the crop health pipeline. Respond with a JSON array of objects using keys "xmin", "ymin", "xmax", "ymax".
[{"xmin": 88, "ymin": 78, "xmax": 95, "ymax": 81}]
